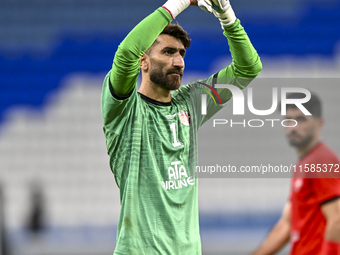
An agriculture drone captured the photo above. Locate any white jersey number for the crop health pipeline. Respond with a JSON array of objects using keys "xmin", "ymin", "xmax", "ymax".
[{"xmin": 170, "ymin": 122, "xmax": 183, "ymax": 147}]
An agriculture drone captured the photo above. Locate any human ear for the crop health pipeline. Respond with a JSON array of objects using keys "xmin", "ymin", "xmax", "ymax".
[
  {"xmin": 318, "ymin": 117, "xmax": 324, "ymax": 129},
  {"xmin": 140, "ymin": 53, "xmax": 149, "ymax": 71}
]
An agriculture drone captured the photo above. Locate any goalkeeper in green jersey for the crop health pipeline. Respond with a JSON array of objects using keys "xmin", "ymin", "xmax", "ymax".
[{"xmin": 101, "ymin": 0, "xmax": 262, "ymax": 254}]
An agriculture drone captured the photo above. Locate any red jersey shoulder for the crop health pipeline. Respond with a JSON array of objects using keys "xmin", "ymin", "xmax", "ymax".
[
  {"xmin": 304, "ymin": 143, "xmax": 340, "ymax": 165},
  {"xmin": 291, "ymin": 143, "xmax": 340, "ymax": 200},
  {"xmin": 296, "ymin": 143, "xmax": 340, "ymax": 178}
]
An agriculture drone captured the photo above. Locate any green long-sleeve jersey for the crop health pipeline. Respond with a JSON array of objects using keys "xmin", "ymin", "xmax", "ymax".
[{"xmin": 101, "ymin": 7, "xmax": 261, "ymax": 255}]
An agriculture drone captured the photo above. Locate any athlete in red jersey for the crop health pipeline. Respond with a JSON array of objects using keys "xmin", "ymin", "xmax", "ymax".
[
  {"xmin": 290, "ymin": 143, "xmax": 340, "ymax": 254},
  {"xmin": 252, "ymin": 93, "xmax": 340, "ymax": 255}
]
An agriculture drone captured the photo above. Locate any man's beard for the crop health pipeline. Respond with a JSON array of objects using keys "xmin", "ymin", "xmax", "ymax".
[
  {"xmin": 149, "ymin": 65, "xmax": 183, "ymax": 91},
  {"xmin": 287, "ymin": 130, "xmax": 314, "ymax": 148}
]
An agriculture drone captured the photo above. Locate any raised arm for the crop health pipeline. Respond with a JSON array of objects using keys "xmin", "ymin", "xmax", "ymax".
[
  {"xmin": 204, "ymin": 0, "xmax": 262, "ymax": 103},
  {"xmin": 251, "ymin": 202, "xmax": 291, "ymax": 255},
  {"xmin": 207, "ymin": 0, "xmax": 262, "ymax": 81},
  {"xmin": 110, "ymin": 8, "xmax": 172, "ymax": 98},
  {"xmin": 219, "ymin": 20, "xmax": 262, "ymax": 80}
]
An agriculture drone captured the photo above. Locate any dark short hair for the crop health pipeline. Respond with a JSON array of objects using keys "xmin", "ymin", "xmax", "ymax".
[
  {"xmin": 279, "ymin": 92, "xmax": 322, "ymax": 118},
  {"xmin": 145, "ymin": 24, "xmax": 191, "ymax": 55}
]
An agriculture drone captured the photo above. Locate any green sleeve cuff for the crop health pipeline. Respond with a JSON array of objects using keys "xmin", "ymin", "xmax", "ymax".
[
  {"xmin": 223, "ymin": 19, "xmax": 241, "ymax": 33},
  {"xmin": 157, "ymin": 6, "xmax": 174, "ymax": 23}
]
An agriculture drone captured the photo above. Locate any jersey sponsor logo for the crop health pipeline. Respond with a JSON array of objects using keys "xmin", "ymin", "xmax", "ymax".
[
  {"xmin": 162, "ymin": 161, "xmax": 194, "ymax": 190},
  {"xmin": 293, "ymin": 178, "xmax": 303, "ymax": 192},
  {"xmin": 291, "ymin": 230, "xmax": 300, "ymax": 243},
  {"xmin": 178, "ymin": 110, "xmax": 190, "ymax": 126},
  {"xmin": 166, "ymin": 113, "xmax": 177, "ymax": 119}
]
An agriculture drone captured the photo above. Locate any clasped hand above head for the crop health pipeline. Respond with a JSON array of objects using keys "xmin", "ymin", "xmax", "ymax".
[{"xmin": 165, "ymin": 0, "xmax": 237, "ymax": 28}]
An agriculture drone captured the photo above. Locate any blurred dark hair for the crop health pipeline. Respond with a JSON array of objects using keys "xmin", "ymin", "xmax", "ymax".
[
  {"xmin": 279, "ymin": 92, "xmax": 322, "ymax": 118},
  {"xmin": 145, "ymin": 24, "xmax": 191, "ymax": 55}
]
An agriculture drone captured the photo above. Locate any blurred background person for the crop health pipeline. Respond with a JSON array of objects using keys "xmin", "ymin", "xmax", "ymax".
[
  {"xmin": 25, "ymin": 181, "xmax": 46, "ymax": 238},
  {"xmin": 252, "ymin": 93, "xmax": 340, "ymax": 255}
]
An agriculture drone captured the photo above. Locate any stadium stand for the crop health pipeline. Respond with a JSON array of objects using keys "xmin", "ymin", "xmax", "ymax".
[{"xmin": 0, "ymin": 0, "xmax": 339, "ymax": 254}]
